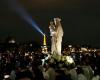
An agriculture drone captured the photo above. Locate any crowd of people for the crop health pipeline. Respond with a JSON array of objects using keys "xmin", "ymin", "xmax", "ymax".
[{"xmin": 0, "ymin": 51, "xmax": 100, "ymax": 80}]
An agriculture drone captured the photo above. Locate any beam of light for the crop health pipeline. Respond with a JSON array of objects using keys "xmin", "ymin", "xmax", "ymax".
[{"xmin": 7, "ymin": 0, "xmax": 44, "ymax": 35}]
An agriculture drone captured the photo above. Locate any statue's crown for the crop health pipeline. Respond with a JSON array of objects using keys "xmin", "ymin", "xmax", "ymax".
[{"xmin": 54, "ymin": 18, "xmax": 61, "ymax": 21}]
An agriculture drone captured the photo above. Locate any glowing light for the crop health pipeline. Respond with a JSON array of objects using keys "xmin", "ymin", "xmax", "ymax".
[
  {"xmin": 88, "ymin": 50, "xmax": 91, "ymax": 52},
  {"xmin": 43, "ymin": 34, "xmax": 46, "ymax": 45},
  {"xmin": 9, "ymin": 40, "xmax": 15, "ymax": 43},
  {"xmin": 30, "ymin": 56, "xmax": 33, "ymax": 59},
  {"xmin": 7, "ymin": 0, "xmax": 44, "ymax": 35},
  {"xmin": 42, "ymin": 34, "xmax": 48, "ymax": 54},
  {"xmin": 66, "ymin": 56, "xmax": 74, "ymax": 64},
  {"xmin": 81, "ymin": 47, "xmax": 88, "ymax": 51},
  {"xmin": 4, "ymin": 75, "xmax": 10, "ymax": 79},
  {"xmin": 25, "ymin": 53, "xmax": 29, "ymax": 56},
  {"xmin": 68, "ymin": 45, "xmax": 72, "ymax": 48},
  {"xmin": 94, "ymin": 49, "xmax": 97, "ymax": 52},
  {"xmin": 79, "ymin": 51, "xmax": 83, "ymax": 52},
  {"xmin": 30, "ymin": 44, "xmax": 32, "ymax": 47}
]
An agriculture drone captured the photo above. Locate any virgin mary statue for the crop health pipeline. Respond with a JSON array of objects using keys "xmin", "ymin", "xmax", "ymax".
[{"xmin": 49, "ymin": 18, "xmax": 64, "ymax": 55}]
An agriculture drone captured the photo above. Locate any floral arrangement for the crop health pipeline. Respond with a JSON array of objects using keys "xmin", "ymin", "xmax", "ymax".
[{"xmin": 43, "ymin": 53, "xmax": 75, "ymax": 69}]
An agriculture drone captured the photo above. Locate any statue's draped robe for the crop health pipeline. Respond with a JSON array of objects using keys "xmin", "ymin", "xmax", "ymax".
[
  {"xmin": 55, "ymin": 21, "xmax": 64, "ymax": 55},
  {"xmin": 49, "ymin": 24, "xmax": 56, "ymax": 54}
]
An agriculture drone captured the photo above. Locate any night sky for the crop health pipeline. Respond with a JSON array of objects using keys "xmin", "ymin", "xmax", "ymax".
[{"xmin": 0, "ymin": 0, "xmax": 100, "ymax": 46}]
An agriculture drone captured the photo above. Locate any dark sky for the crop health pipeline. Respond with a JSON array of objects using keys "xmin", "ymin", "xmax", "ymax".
[{"xmin": 0, "ymin": 0, "xmax": 100, "ymax": 46}]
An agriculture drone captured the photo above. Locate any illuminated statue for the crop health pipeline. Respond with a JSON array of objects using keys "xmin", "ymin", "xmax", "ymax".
[{"xmin": 49, "ymin": 18, "xmax": 64, "ymax": 55}]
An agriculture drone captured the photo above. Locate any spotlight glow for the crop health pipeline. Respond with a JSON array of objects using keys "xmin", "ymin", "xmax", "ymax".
[
  {"xmin": 43, "ymin": 34, "xmax": 46, "ymax": 45},
  {"xmin": 7, "ymin": 0, "xmax": 44, "ymax": 35}
]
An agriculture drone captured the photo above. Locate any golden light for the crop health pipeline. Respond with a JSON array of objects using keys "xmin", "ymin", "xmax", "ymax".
[
  {"xmin": 43, "ymin": 34, "xmax": 46, "ymax": 45},
  {"xmin": 41, "ymin": 34, "xmax": 48, "ymax": 54}
]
